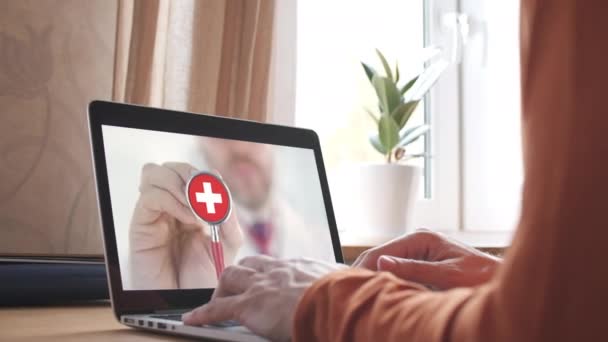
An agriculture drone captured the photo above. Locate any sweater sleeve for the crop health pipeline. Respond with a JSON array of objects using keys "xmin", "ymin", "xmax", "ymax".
[
  {"xmin": 294, "ymin": 269, "xmax": 475, "ymax": 342},
  {"xmin": 294, "ymin": 0, "xmax": 608, "ymax": 341}
]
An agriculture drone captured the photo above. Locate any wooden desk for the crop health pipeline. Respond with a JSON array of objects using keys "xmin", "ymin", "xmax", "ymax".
[
  {"xmin": 0, "ymin": 302, "xmax": 199, "ymax": 341},
  {"xmin": 1, "ymin": 236, "xmax": 507, "ymax": 341}
]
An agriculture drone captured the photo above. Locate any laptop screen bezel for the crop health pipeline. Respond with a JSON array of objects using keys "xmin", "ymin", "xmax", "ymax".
[{"xmin": 87, "ymin": 100, "xmax": 344, "ymax": 316}]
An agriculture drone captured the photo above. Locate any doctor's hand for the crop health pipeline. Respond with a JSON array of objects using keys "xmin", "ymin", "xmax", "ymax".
[
  {"xmin": 352, "ymin": 229, "xmax": 501, "ymax": 290},
  {"xmin": 183, "ymin": 256, "xmax": 347, "ymax": 342},
  {"xmin": 129, "ymin": 163, "xmax": 243, "ymax": 274}
]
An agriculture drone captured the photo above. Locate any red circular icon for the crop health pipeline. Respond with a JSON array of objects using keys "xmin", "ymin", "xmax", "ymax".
[{"xmin": 186, "ymin": 172, "xmax": 231, "ymax": 225}]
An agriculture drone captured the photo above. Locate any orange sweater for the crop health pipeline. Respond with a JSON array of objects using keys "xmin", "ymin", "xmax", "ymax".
[{"xmin": 293, "ymin": 1, "xmax": 608, "ymax": 341}]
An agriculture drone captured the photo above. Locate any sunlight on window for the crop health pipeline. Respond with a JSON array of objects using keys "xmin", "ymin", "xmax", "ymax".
[{"xmin": 295, "ymin": 1, "xmax": 426, "ymax": 171}]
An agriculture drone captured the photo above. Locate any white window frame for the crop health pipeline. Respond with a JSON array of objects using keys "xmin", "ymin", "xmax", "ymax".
[
  {"xmin": 268, "ymin": 0, "xmax": 297, "ymax": 126},
  {"xmin": 409, "ymin": 0, "xmax": 461, "ymax": 231},
  {"xmin": 459, "ymin": 0, "xmax": 522, "ymax": 234}
]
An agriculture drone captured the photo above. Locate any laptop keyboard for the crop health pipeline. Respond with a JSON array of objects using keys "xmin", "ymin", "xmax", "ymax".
[{"xmin": 150, "ymin": 314, "xmax": 240, "ymax": 328}]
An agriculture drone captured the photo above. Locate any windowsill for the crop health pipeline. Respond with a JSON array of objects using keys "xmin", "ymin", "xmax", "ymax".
[{"xmin": 340, "ymin": 230, "xmax": 512, "ymax": 264}]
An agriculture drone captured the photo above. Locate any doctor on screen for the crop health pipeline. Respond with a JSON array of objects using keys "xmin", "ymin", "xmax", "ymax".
[{"xmin": 128, "ymin": 137, "xmax": 330, "ymax": 289}]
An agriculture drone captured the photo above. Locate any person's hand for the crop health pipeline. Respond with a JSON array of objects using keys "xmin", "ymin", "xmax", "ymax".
[
  {"xmin": 129, "ymin": 162, "xmax": 243, "ymax": 287},
  {"xmin": 182, "ymin": 255, "xmax": 347, "ymax": 341},
  {"xmin": 131, "ymin": 162, "xmax": 243, "ymax": 251},
  {"xmin": 352, "ymin": 229, "xmax": 501, "ymax": 290}
]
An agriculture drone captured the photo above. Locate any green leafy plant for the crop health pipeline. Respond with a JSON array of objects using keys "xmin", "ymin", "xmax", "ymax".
[{"xmin": 362, "ymin": 49, "xmax": 447, "ymax": 163}]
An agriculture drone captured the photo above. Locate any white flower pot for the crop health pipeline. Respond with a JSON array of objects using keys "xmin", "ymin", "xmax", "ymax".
[{"xmin": 331, "ymin": 164, "xmax": 421, "ymax": 243}]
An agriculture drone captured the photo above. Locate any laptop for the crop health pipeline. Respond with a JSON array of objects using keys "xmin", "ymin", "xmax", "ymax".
[{"xmin": 88, "ymin": 101, "xmax": 344, "ymax": 341}]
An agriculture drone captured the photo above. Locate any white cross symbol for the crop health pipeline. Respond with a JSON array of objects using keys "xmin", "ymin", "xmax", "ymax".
[{"xmin": 195, "ymin": 182, "xmax": 223, "ymax": 214}]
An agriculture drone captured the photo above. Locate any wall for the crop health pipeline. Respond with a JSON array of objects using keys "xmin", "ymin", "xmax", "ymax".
[{"xmin": 0, "ymin": 0, "xmax": 117, "ymax": 255}]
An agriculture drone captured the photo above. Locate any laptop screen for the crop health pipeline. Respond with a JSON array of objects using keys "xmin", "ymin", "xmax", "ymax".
[{"xmin": 101, "ymin": 125, "xmax": 336, "ymax": 291}]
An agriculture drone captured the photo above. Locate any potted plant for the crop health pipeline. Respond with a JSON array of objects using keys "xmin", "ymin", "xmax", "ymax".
[{"xmin": 340, "ymin": 49, "xmax": 447, "ymax": 241}]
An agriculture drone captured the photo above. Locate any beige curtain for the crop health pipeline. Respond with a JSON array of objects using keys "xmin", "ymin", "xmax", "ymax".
[
  {"xmin": 0, "ymin": 0, "xmax": 276, "ymax": 257},
  {"xmin": 112, "ymin": 0, "xmax": 276, "ymax": 122}
]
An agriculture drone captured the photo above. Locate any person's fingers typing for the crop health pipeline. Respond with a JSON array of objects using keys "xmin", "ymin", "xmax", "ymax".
[
  {"xmin": 377, "ymin": 256, "xmax": 451, "ymax": 289},
  {"xmin": 239, "ymin": 255, "xmax": 283, "ymax": 273},
  {"xmin": 352, "ymin": 231, "xmax": 438, "ymax": 270},
  {"xmin": 182, "ymin": 297, "xmax": 240, "ymax": 326},
  {"xmin": 213, "ymin": 265, "xmax": 258, "ymax": 298}
]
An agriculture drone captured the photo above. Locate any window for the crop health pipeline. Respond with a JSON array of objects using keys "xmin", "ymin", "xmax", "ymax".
[
  {"xmin": 295, "ymin": 0, "xmax": 426, "ymax": 177},
  {"xmin": 276, "ymin": 0, "xmax": 521, "ymax": 238},
  {"xmin": 293, "ymin": 0, "xmax": 461, "ymax": 233}
]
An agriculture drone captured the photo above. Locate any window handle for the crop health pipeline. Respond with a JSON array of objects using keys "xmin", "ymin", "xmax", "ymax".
[{"xmin": 441, "ymin": 12, "xmax": 487, "ymax": 66}]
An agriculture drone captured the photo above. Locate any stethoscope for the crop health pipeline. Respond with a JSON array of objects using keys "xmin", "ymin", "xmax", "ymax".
[{"xmin": 185, "ymin": 171, "xmax": 232, "ymax": 280}]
